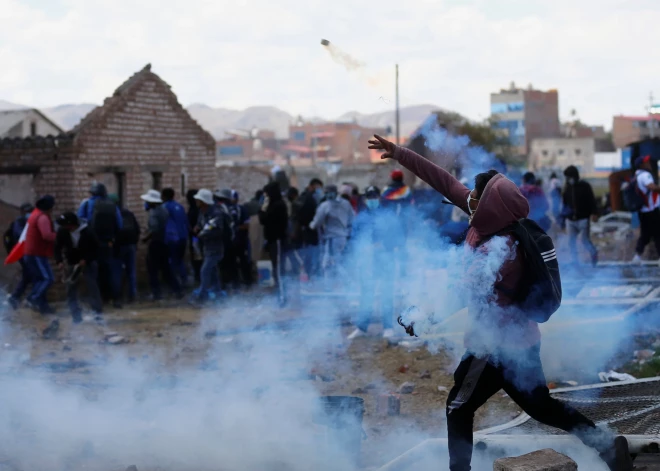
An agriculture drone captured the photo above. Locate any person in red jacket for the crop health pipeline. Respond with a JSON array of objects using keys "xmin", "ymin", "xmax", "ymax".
[
  {"xmin": 24, "ymin": 195, "xmax": 57, "ymax": 314},
  {"xmin": 368, "ymin": 135, "xmax": 633, "ymax": 471}
]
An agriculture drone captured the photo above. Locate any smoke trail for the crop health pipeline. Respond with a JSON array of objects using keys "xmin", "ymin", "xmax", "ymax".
[{"xmin": 320, "ymin": 40, "xmax": 386, "ymax": 93}]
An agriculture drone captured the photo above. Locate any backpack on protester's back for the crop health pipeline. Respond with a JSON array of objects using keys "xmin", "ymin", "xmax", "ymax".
[
  {"xmin": 493, "ymin": 218, "xmax": 562, "ymax": 323},
  {"xmin": 117, "ymin": 209, "xmax": 139, "ymax": 245},
  {"xmin": 621, "ymin": 173, "xmax": 647, "ymax": 212},
  {"xmin": 89, "ymin": 199, "xmax": 118, "ymax": 242}
]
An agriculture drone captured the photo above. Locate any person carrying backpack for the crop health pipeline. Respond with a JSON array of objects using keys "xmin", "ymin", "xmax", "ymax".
[
  {"xmin": 368, "ymin": 134, "xmax": 633, "ymax": 471},
  {"xmin": 109, "ymin": 194, "xmax": 140, "ymax": 303},
  {"xmin": 5, "ymin": 203, "xmax": 34, "ymax": 310},
  {"xmin": 192, "ymin": 189, "xmax": 225, "ymax": 304},
  {"xmin": 78, "ymin": 182, "xmax": 123, "ymax": 308},
  {"xmin": 161, "ymin": 188, "xmax": 190, "ymax": 287},
  {"xmin": 631, "ymin": 155, "xmax": 660, "ymax": 264}
]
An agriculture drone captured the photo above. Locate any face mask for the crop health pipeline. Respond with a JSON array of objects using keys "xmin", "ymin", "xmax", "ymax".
[
  {"xmin": 567, "ymin": 178, "xmax": 576, "ymax": 185},
  {"xmin": 314, "ymin": 188, "xmax": 323, "ymax": 199},
  {"xmin": 366, "ymin": 199, "xmax": 380, "ymax": 210},
  {"xmin": 466, "ymin": 192, "xmax": 479, "ymax": 216},
  {"xmin": 326, "ymin": 192, "xmax": 337, "ymax": 200}
]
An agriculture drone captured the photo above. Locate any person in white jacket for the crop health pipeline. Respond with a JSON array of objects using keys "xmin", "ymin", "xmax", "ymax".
[{"xmin": 310, "ymin": 184, "xmax": 354, "ymax": 277}]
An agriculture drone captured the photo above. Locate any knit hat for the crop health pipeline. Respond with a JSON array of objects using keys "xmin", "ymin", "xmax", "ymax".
[
  {"xmin": 635, "ymin": 155, "xmax": 651, "ymax": 168},
  {"xmin": 391, "ymin": 169, "xmax": 404, "ymax": 182},
  {"xmin": 57, "ymin": 212, "xmax": 79, "ymax": 227},
  {"xmin": 35, "ymin": 195, "xmax": 55, "ymax": 211}
]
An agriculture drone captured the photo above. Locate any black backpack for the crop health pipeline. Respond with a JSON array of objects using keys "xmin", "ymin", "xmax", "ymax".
[
  {"xmin": 117, "ymin": 209, "xmax": 139, "ymax": 245},
  {"xmin": 622, "ymin": 172, "xmax": 647, "ymax": 212},
  {"xmin": 89, "ymin": 198, "xmax": 118, "ymax": 242},
  {"xmin": 491, "ymin": 218, "xmax": 562, "ymax": 323}
]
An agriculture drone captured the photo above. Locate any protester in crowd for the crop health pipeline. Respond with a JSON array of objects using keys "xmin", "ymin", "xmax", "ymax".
[
  {"xmin": 382, "ymin": 169, "xmax": 414, "ymax": 211},
  {"xmin": 109, "ymin": 194, "xmax": 140, "ymax": 303},
  {"xmin": 631, "ymin": 155, "xmax": 660, "ymax": 264},
  {"xmin": 78, "ymin": 182, "xmax": 123, "ymax": 308},
  {"xmin": 562, "ymin": 165, "xmax": 599, "ymax": 266},
  {"xmin": 230, "ymin": 190, "xmax": 253, "ymax": 287},
  {"xmin": 286, "ymin": 187, "xmax": 305, "ymax": 278},
  {"xmin": 519, "ymin": 172, "xmax": 551, "ymax": 231},
  {"xmin": 259, "ymin": 182, "xmax": 289, "ymax": 307},
  {"xmin": 340, "ymin": 184, "xmax": 356, "ymax": 211},
  {"xmin": 5, "ymin": 203, "xmax": 34, "ymax": 310},
  {"xmin": 192, "ymin": 189, "xmax": 225, "ymax": 303},
  {"xmin": 347, "ymin": 186, "xmax": 395, "ymax": 340},
  {"xmin": 54, "ymin": 212, "xmax": 102, "ymax": 323},
  {"xmin": 368, "ymin": 134, "xmax": 631, "ymax": 471},
  {"xmin": 310, "ymin": 184, "xmax": 354, "ymax": 279},
  {"xmin": 215, "ymin": 189, "xmax": 241, "ymax": 291},
  {"xmin": 549, "ymin": 172, "xmax": 563, "ymax": 221},
  {"xmin": 24, "ymin": 195, "xmax": 57, "ymax": 314},
  {"xmin": 186, "ymin": 189, "xmax": 202, "ymax": 284},
  {"xmin": 161, "ymin": 188, "xmax": 190, "ymax": 287},
  {"xmin": 141, "ymin": 190, "xmax": 183, "ymax": 301},
  {"xmin": 294, "ymin": 179, "xmax": 323, "ymax": 278}
]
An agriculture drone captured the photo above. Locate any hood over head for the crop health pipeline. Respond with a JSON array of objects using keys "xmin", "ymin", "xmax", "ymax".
[
  {"xmin": 263, "ymin": 181, "xmax": 282, "ymax": 201},
  {"xmin": 470, "ymin": 174, "xmax": 529, "ymax": 239},
  {"xmin": 563, "ymin": 165, "xmax": 580, "ymax": 181},
  {"xmin": 36, "ymin": 195, "xmax": 55, "ymax": 211}
]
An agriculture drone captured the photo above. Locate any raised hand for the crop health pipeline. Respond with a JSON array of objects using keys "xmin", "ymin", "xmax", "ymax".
[{"xmin": 368, "ymin": 134, "xmax": 396, "ymax": 160}]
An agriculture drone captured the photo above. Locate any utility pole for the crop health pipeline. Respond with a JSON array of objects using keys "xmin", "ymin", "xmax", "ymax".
[
  {"xmin": 649, "ymin": 91, "xmax": 656, "ymax": 139},
  {"xmin": 395, "ymin": 64, "xmax": 400, "ymax": 144}
]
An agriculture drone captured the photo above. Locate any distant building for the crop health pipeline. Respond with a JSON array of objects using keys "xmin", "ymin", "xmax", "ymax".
[
  {"xmin": 0, "ymin": 109, "xmax": 63, "ymax": 138},
  {"xmin": 216, "ymin": 128, "xmax": 280, "ymax": 165},
  {"xmin": 529, "ymin": 137, "xmax": 595, "ymax": 175},
  {"xmin": 490, "ymin": 82, "xmax": 560, "ymax": 156},
  {"xmin": 284, "ymin": 118, "xmax": 386, "ymax": 165},
  {"xmin": 612, "ymin": 115, "xmax": 660, "ymax": 149}
]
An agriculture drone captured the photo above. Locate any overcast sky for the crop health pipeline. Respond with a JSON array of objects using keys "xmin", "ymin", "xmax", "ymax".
[{"xmin": 1, "ymin": 0, "xmax": 659, "ymax": 126}]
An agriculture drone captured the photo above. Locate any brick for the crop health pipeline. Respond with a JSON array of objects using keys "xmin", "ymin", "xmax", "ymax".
[{"xmin": 493, "ymin": 449, "xmax": 577, "ymax": 471}]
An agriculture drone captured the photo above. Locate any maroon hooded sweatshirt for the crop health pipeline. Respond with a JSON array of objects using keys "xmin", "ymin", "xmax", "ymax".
[{"xmin": 393, "ymin": 146, "xmax": 541, "ymax": 351}]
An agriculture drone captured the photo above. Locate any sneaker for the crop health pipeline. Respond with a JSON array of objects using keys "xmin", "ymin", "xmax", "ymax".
[
  {"xmin": 382, "ymin": 328, "xmax": 395, "ymax": 339},
  {"xmin": 600, "ymin": 435, "xmax": 634, "ymax": 471},
  {"xmin": 632, "ymin": 254, "xmax": 642, "ymax": 265},
  {"xmin": 347, "ymin": 328, "xmax": 366, "ymax": 340}
]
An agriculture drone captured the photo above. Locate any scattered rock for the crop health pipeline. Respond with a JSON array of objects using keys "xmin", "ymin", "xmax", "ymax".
[
  {"xmin": 437, "ymin": 386, "xmax": 448, "ymax": 393},
  {"xmin": 62, "ymin": 345, "xmax": 72, "ymax": 352},
  {"xmin": 42, "ymin": 319, "xmax": 60, "ymax": 340},
  {"xmin": 419, "ymin": 370, "xmax": 432, "ymax": 379},
  {"xmin": 635, "ymin": 349, "xmax": 656, "ymax": 361},
  {"xmin": 398, "ymin": 382, "xmax": 416, "ymax": 394},
  {"xmin": 155, "ymin": 332, "xmax": 163, "ymax": 338},
  {"xmin": 398, "ymin": 364, "xmax": 410, "ymax": 374},
  {"xmin": 364, "ymin": 382, "xmax": 377, "ymax": 391},
  {"xmin": 352, "ymin": 387, "xmax": 367, "ymax": 394},
  {"xmin": 494, "ymin": 448, "xmax": 577, "ymax": 471},
  {"xmin": 105, "ymin": 335, "xmax": 128, "ymax": 345}
]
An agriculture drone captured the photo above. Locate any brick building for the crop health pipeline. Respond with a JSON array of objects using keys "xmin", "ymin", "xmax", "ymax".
[
  {"xmin": 490, "ymin": 82, "xmax": 560, "ymax": 156},
  {"xmin": 0, "ymin": 64, "xmax": 216, "ymax": 291},
  {"xmin": 284, "ymin": 119, "xmax": 386, "ymax": 165},
  {"xmin": 612, "ymin": 115, "xmax": 660, "ymax": 149},
  {"xmin": 216, "ymin": 129, "xmax": 280, "ymax": 164}
]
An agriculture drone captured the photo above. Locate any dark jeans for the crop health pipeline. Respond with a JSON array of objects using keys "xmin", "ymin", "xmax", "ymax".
[
  {"xmin": 446, "ymin": 345, "xmax": 608, "ymax": 471},
  {"xmin": 235, "ymin": 234, "xmax": 253, "ymax": 286},
  {"xmin": 10, "ymin": 258, "xmax": 32, "ymax": 300},
  {"xmin": 118, "ymin": 245, "xmax": 137, "ymax": 300},
  {"xmin": 24, "ymin": 255, "xmax": 54, "ymax": 310},
  {"xmin": 66, "ymin": 262, "xmax": 103, "ymax": 320},
  {"xmin": 636, "ymin": 208, "xmax": 660, "ymax": 256},
  {"xmin": 221, "ymin": 242, "xmax": 239, "ymax": 290},
  {"xmin": 267, "ymin": 240, "xmax": 287, "ymax": 306},
  {"xmin": 198, "ymin": 254, "xmax": 222, "ymax": 301},
  {"xmin": 97, "ymin": 244, "xmax": 120, "ymax": 301},
  {"xmin": 167, "ymin": 239, "xmax": 188, "ymax": 285},
  {"xmin": 147, "ymin": 240, "xmax": 182, "ymax": 299}
]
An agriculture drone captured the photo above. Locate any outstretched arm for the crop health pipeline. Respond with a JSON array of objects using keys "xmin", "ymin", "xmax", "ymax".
[{"xmin": 369, "ymin": 135, "xmax": 470, "ymax": 213}]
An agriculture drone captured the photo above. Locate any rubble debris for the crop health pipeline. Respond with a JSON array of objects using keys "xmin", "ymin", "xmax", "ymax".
[
  {"xmin": 437, "ymin": 386, "xmax": 448, "ymax": 393},
  {"xmin": 364, "ymin": 382, "xmax": 377, "ymax": 391},
  {"xmin": 419, "ymin": 370, "xmax": 432, "ymax": 379},
  {"xmin": 155, "ymin": 332, "xmax": 163, "ymax": 338},
  {"xmin": 62, "ymin": 345, "xmax": 72, "ymax": 352},
  {"xmin": 42, "ymin": 319, "xmax": 59, "ymax": 339},
  {"xmin": 635, "ymin": 349, "xmax": 656, "ymax": 361},
  {"xmin": 105, "ymin": 335, "xmax": 128, "ymax": 345},
  {"xmin": 494, "ymin": 448, "xmax": 577, "ymax": 471},
  {"xmin": 398, "ymin": 364, "xmax": 410, "ymax": 374},
  {"xmin": 398, "ymin": 382, "xmax": 416, "ymax": 394},
  {"xmin": 377, "ymin": 394, "xmax": 400, "ymax": 416},
  {"xmin": 352, "ymin": 387, "xmax": 367, "ymax": 394},
  {"xmin": 598, "ymin": 370, "xmax": 636, "ymax": 383}
]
